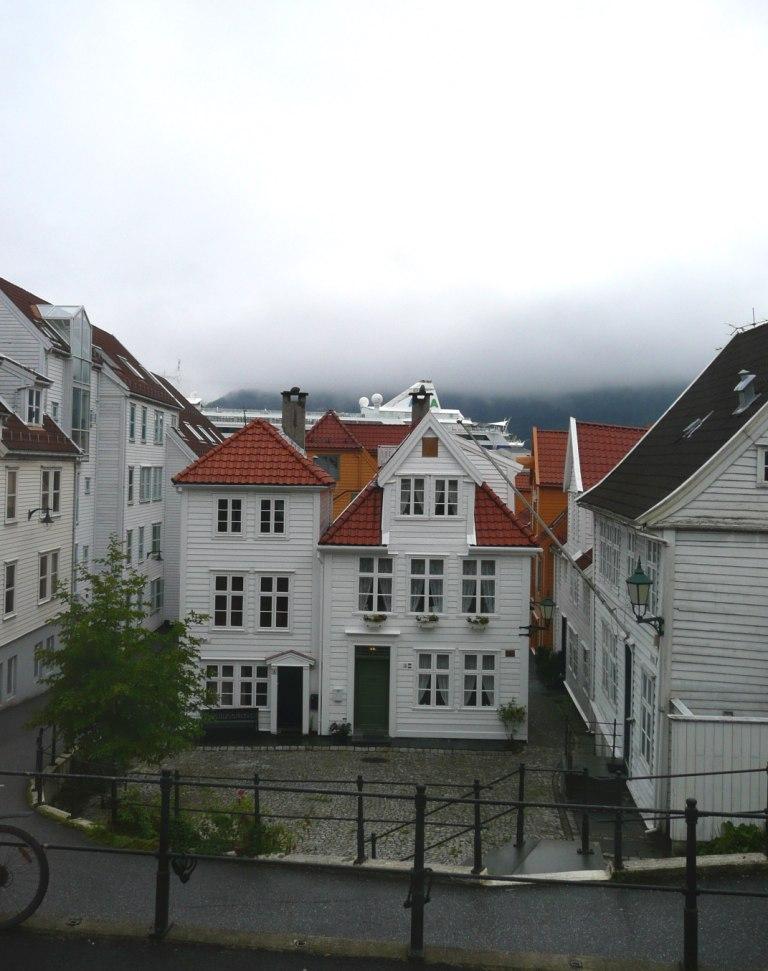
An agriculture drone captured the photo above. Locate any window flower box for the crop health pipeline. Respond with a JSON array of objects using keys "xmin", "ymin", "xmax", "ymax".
[
  {"xmin": 416, "ymin": 614, "xmax": 439, "ymax": 630},
  {"xmin": 363, "ymin": 613, "xmax": 388, "ymax": 629},
  {"xmin": 467, "ymin": 615, "xmax": 489, "ymax": 631}
]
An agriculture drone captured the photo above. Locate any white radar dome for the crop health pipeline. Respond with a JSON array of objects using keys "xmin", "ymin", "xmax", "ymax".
[
  {"xmin": 371, "ymin": 393, "xmax": 383, "ymax": 407},
  {"xmin": 359, "ymin": 396, "xmax": 370, "ymax": 408}
]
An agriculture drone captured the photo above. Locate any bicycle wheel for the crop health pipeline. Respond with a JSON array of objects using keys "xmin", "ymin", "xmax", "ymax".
[{"xmin": 0, "ymin": 825, "xmax": 49, "ymax": 929}]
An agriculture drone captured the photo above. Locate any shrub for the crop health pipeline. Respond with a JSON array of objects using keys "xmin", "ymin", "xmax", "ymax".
[
  {"xmin": 699, "ymin": 821, "xmax": 767, "ymax": 856},
  {"xmin": 498, "ymin": 700, "xmax": 526, "ymax": 742}
]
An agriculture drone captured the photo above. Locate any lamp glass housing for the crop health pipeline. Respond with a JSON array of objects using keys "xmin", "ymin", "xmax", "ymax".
[{"xmin": 626, "ymin": 558, "xmax": 652, "ymax": 617}]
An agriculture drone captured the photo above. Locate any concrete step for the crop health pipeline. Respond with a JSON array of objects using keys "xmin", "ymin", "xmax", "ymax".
[{"xmin": 484, "ymin": 837, "xmax": 608, "ymax": 878}]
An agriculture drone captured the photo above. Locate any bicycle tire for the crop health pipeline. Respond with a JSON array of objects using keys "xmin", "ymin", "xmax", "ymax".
[{"xmin": 0, "ymin": 824, "xmax": 49, "ymax": 929}]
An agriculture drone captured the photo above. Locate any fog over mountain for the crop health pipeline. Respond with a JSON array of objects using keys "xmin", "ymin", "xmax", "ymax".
[{"xmin": 206, "ymin": 382, "xmax": 682, "ymax": 443}]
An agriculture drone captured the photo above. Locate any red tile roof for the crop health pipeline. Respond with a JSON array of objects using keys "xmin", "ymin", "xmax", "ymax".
[
  {"xmin": 533, "ymin": 428, "xmax": 568, "ymax": 488},
  {"xmin": 174, "ymin": 418, "xmax": 335, "ymax": 487},
  {"xmin": 306, "ymin": 411, "xmax": 363, "ymax": 450},
  {"xmin": 0, "ymin": 276, "xmax": 69, "ymax": 352},
  {"xmin": 515, "ymin": 469, "xmax": 532, "ymax": 493},
  {"xmin": 473, "ymin": 483, "xmax": 537, "ymax": 547},
  {"xmin": 575, "ymin": 421, "xmax": 646, "ymax": 491},
  {"xmin": 0, "ymin": 405, "xmax": 80, "ymax": 456},
  {"xmin": 344, "ymin": 422, "xmax": 411, "ymax": 451},
  {"xmin": 92, "ymin": 326, "xmax": 179, "ymax": 409},
  {"xmin": 319, "ymin": 483, "xmax": 383, "ymax": 545},
  {"xmin": 153, "ymin": 374, "xmax": 224, "ymax": 457},
  {"xmin": 575, "ymin": 548, "xmax": 593, "ymax": 570}
]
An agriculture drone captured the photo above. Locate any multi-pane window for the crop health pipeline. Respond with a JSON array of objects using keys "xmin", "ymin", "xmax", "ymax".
[
  {"xmin": 358, "ymin": 557, "xmax": 393, "ymax": 612},
  {"xmin": 598, "ymin": 519, "xmax": 622, "ymax": 588},
  {"xmin": 569, "ymin": 564, "xmax": 580, "ymax": 609},
  {"xmin": 640, "ymin": 670, "xmax": 655, "ymax": 764},
  {"xmin": 205, "ymin": 663, "xmax": 268, "ymax": 708},
  {"xmin": 259, "ymin": 498, "xmax": 285, "ymax": 534},
  {"xmin": 3, "ymin": 562, "xmax": 16, "ymax": 616},
  {"xmin": 129, "ymin": 403, "xmax": 136, "ymax": 441},
  {"xmin": 5, "ymin": 469, "xmax": 17, "ymax": 521},
  {"xmin": 154, "ymin": 410, "xmax": 164, "ymax": 445},
  {"xmin": 125, "ymin": 529, "xmax": 133, "ymax": 565},
  {"xmin": 5, "ymin": 655, "xmax": 17, "ymax": 698},
  {"xmin": 38, "ymin": 550, "xmax": 59, "ymax": 602},
  {"xmin": 434, "ymin": 479, "xmax": 458, "ymax": 516},
  {"xmin": 140, "ymin": 467, "xmax": 152, "ymax": 502},
  {"xmin": 127, "ymin": 466, "xmax": 135, "ymax": 503},
  {"xmin": 34, "ymin": 642, "xmax": 45, "ymax": 681},
  {"xmin": 81, "ymin": 545, "xmax": 89, "ymax": 570},
  {"xmin": 417, "ymin": 652, "xmax": 450, "ymax": 706},
  {"xmin": 567, "ymin": 625, "xmax": 579, "ymax": 678},
  {"xmin": 41, "ymin": 469, "xmax": 61, "ymax": 514},
  {"xmin": 84, "ymin": 476, "xmax": 91, "ymax": 495},
  {"xmin": 150, "ymin": 577, "xmax": 163, "ymax": 613},
  {"xmin": 463, "ymin": 653, "xmax": 495, "ymax": 707},
  {"xmin": 151, "ymin": 466, "xmax": 163, "ymax": 501},
  {"xmin": 140, "ymin": 406, "xmax": 148, "ymax": 443},
  {"xmin": 151, "ymin": 523, "xmax": 161, "ymax": 556},
  {"xmin": 462, "ymin": 560, "xmax": 496, "ymax": 614},
  {"xmin": 409, "ymin": 558, "xmax": 444, "ymax": 613},
  {"xmin": 27, "ymin": 388, "xmax": 42, "ymax": 424},
  {"xmin": 217, "ymin": 498, "xmax": 243, "ymax": 534},
  {"xmin": 138, "ymin": 526, "xmax": 145, "ymax": 562},
  {"xmin": 646, "ymin": 540, "xmax": 662, "ymax": 615},
  {"xmin": 582, "ymin": 641, "xmax": 591, "ymax": 694},
  {"xmin": 51, "ymin": 401, "xmax": 60, "ymax": 422},
  {"xmin": 400, "ymin": 477, "xmax": 425, "ymax": 516},
  {"xmin": 258, "ymin": 575, "xmax": 290, "ymax": 628},
  {"xmin": 626, "ymin": 530, "xmax": 637, "ymax": 585},
  {"xmin": 601, "ymin": 620, "xmax": 618, "ymax": 706},
  {"xmin": 214, "ymin": 575, "xmax": 245, "ymax": 627}
]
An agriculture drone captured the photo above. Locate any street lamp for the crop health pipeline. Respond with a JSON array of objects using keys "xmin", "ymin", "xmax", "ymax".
[
  {"xmin": 626, "ymin": 558, "xmax": 664, "ymax": 636},
  {"xmin": 519, "ymin": 596, "xmax": 556, "ymax": 636},
  {"xmin": 27, "ymin": 507, "xmax": 54, "ymax": 525}
]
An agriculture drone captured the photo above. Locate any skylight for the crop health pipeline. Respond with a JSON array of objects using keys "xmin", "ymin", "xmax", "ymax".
[
  {"xmin": 681, "ymin": 412, "xmax": 713, "ymax": 439},
  {"xmin": 119, "ymin": 355, "xmax": 147, "ymax": 381},
  {"xmin": 733, "ymin": 370, "xmax": 758, "ymax": 414}
]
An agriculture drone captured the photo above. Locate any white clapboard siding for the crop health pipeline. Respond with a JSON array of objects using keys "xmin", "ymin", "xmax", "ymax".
[
  {"xmin": 163, "ymin": 433, "xmax": 195, "ymax": 623},
  {"xmin": 0, "ymin": 294, "xmax": 46, "ymax": 374},
  {"xmin": 94, "ymin": 378, "xmax": 126, "ymax": 558},
  {"xmin": 671, "ymin": 531, "xmax": 768, "ymax": 715},
  {"xmin": 668, "ymin": 712, "xmax": 768, "ymax": 841},
  {"xmin": 677, "ymin": 433, "xmax": 768, "ymax": 524}
]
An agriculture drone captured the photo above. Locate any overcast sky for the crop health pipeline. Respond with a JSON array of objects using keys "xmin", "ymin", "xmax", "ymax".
[{"xmin": 2, "ymin": 0, "xmax": 767, "ymax": 401}]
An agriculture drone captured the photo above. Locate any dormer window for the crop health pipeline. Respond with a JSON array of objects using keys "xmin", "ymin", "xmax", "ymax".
[
  {"xmin": 27, "ymin": 388, "xmax": 42, "ymax": 425},
  {"xmin": 734, "ymin": 370, "xmax": 758, "ymax": 415},
  {"xmin": 400, "ymin": 477, "xmax": 425, "ymax": 516}
]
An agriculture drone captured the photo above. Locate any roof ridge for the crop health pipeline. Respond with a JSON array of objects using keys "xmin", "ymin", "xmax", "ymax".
[
  {"xmin": 575, "ymin": 419, "xmax": 648, "ymax": 432},
  {"xmin": 308, "ymin": 409, "xmax": 364, "ymax": 449}
]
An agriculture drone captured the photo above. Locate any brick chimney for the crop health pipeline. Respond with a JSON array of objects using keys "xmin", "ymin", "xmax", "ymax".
[
  {"xmin": 281, "ymin": 387, "xmax": 308, "ymax": 449},
  {"xmin": 409, "ymin": 384, "xmax": 431, "ymax": 426}
]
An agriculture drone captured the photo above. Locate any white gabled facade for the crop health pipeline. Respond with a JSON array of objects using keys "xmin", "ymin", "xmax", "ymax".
[{"xmin": 319, "ymin": 413, "xmax": 538, "ymax": 741}]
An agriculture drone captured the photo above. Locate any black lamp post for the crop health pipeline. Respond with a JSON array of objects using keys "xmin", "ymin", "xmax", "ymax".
[
  {"xmin": 27, "ymin": 507, "xmax": 54, "ymax": 525},
  {"xmin": 519, "ymin": 596, "xmax": 556, "ymax": 636},
  {"xmin": 626, "ymin": 558, "xmax": 664, "ymax": 636}
]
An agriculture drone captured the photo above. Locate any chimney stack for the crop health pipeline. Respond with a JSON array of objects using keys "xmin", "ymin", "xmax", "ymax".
[
  {"xmin": 409, "ymin": 384, "xmax": 431, "ymax": 427},
  {"xmin": 281, "ymin": 387, "xmax": 308, "ymax": 449}
]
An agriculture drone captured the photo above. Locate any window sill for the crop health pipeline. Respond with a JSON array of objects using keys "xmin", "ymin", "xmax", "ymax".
[
  {"xmin": 2, "ymin": 613, "xmax": 16, "ymax": 621},
  {"xmin": 256, "ymin": 628, "xmax": 292, "ymax": 634},
  {"xmin": 411, "ymin": 705, "xmax": 454, "ymax": 712}
]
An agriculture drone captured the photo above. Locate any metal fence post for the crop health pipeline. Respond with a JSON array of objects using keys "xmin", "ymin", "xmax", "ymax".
[
  {"xmin": 50, "ymin": 725, "xmax": 57, "ymax": 766},
  {"xmin": 764, "ymin": 763, "xmax": 768, "ymax": 858},
  {"xmin": 408, "ymin": 784, "xmax": 427, "ymax": 961},
  {"xmin": 110, "ymin": 779, "xmax": 119, "ymax": 828},
  {"xmin": 472, "ymin": 779, "xmax": 483, "ymax": 874},
  {"xmin": 153, "ymin": 770, "xmax": 173, "ymax": 939},
  {"xmin": 173, "ymin": 770, "xmax": 181, "ymax": 821},
  {"xmin": 515, "ymin": 763, "xmax": 526, "ymax": 848},
  {"xmin": 354, "ymin": 774, "xmax": 365, "ymax": 864},
  {"xmin": 683, "ymin": 798, "xmax": 699, "ymax": 971},
  {"xmin": 578, "ymin": 811, "xmax": 592, "ymax": 856},
  {"xmin": 35, "ymin": 728, "xmax": 44, "ymax": 805},
  {"xmin": 613, "ymin": 809, "xmax": 624, "ymax": 870},
  {"xmin": 253, "ymin": 772, "xmax": 261, "ymax": 829},
  {"xmin": 612, "ymin": 719, "xmax": 617, "ymax": 757}
]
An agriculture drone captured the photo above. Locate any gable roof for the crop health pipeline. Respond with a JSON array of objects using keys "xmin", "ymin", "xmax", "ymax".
[
  {"xmin": 582, "ymin": 324, "xmax": 768, "ymax": 521},
  {"xmin": 152, "ymin": 374, "xmax": 224, "ymax": 457},
  {"xmin": 378, "ymin": 411, "xmax": 484, "ymax": 487},
  {"xmin": 174, "ymin": 417, "xmax": 335, "ymax": 487},
  {"xmin": 575, "ymin": 421, "xmax": 647, "ymax": 492},
  {"xmin": 345, "ymin": 422, "xmax": 411, "ymax": 451},
  {"xmin": 306, "ymin": 410, "xmax": 363, "ymax": 450},
  {"xmin": 319, "ymin": 482, "xmax": 383, "ymax": 545},
  {"xmin": 0, "ymin": 276, "xmax": 69, "ymax": 352},
  {"xmin": 91, "ymin": 326, "xmax": 179, "ymax": 409},
  {"xmin": 473, "ymin": 483, "xmax": 537, "ymax": 547},
  {"xmin": 0, "ymin": 403, "xmax": 80, "ymax": 457},
  {"xmin": 532, "ymin": 427, "xmax": 568, "ymax": 488}
]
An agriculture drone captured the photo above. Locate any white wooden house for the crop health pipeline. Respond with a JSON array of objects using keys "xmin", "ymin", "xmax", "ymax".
[
  {"xmin": 318, "ymin": 411, "xmax": 538, "ymax": 741},
  {"xmin": 579, "ymin": 326, "xmax": 768, "ymax": 838},
  {"xmin": 173, "ymin": 415, "xmax": 335, "ymax": 735}
]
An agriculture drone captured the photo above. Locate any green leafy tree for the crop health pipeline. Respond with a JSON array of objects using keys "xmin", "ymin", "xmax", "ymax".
[{"xmin": 35, "ymin": 537, "xmax": 208, "ymax": 771}]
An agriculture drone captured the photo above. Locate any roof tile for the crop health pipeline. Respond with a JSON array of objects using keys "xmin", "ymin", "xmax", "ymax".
[
  {"xmin": 473, "ymin": 483, "xmax": 537, "ymax": 547},
  {"xmin": 575, "ymin": 421, "xmax": 646, "ymax": 491},
  {"xmin": 306, "ymin": 411, "xmax": 364, "ymax": 450},
  {"xmin": 533, "ymin": 428, "xmax": 568, "ymax": 488},
  {"xmin": 319, "ymin": 483, "xmax": 383, "ymax": 545}
]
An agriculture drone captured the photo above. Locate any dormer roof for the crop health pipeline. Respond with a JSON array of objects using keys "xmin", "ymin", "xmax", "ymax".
[{"xmin": 0, "ymin": 399, "xmax": 79, "ymax": 457}]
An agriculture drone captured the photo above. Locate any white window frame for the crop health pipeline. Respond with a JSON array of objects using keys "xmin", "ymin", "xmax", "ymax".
[
  {"xmin": 5, "ymin": 468, "xmax": 18, "ymax": 522},
  {"xmin": 125, "ymin": 529, "xmax": 133, "ymax": 565},
  {"xmin": 433, "ymin": 478, "xmax": 459, "ymax": 517},
  {"xmin": 138, "ymin": 526, "xmax": 145, "ymax": 562},
  {"xmin": 640, "ymin": 669, "xmax": 656, "ymax": 765},
  {"xmin": 567, "ymin": 624, "xmax": 579, "ymax": 678},
  {"xmin": 151, "ymin": 522, "xmax": 161, "ymax": 557},
  {"xmin": 258, "ymin": 497, "xmax": 286, "ymax": 535},
  {"xmin": 129, "ymin": 402, "xmax": 136, "ymax": 442},
  {"xmin": 417, "ymin": 651, "xmax": 451, "ymax": 707},
  {"xmin": 205, "ymin": 662, "xmax": 268, "ymax": 708},
  {"xmin": 34, "ymin": 641, "xmax": 45, "ymax": 681},
  {"xmin": 140, "ymin": 406, "xmax": 148, "ymax": 443},
  {"xmin": 41, "ymin": 468, "xmax": 61, "ymax": 515},
  {"xmin": 645, "ymin": 539, "xmax": 662, "ymax": 616},
  {"xmin": 358, "ymin": 556, "xmax": 393, "ymax": 613},
  {"xmin": 461, "ymin": 559, "xmax": 496, "ymax": 614},
  {"xmin": 154, "ymin": 410, "xmax": 164, "ymax": 445},
  {"xmin": 38, "ymin": 549, "xmax": 60, "ymax": 603},
  {"xmin": 3, "ymin": 560, "xmax": 17, "ymax": 617},
  {"xmin": 216, "ymin": 497, "xmax": 243, "ymax": 535},
  {"xmin": 399, "ymin": 477, "xmax": 426, "ymax": 517},
  {"xmin": 127, "ymin": 466, "xmax": 135, "ymax": 504},
  {"xmin": 257, "ymin": 574, "xmax": 291, "ymax": 630},
  {"xmin": 598, "ymin": 518, "xmax": 622, "ymax": 589},
  {"xmin": 150, "ymin": 576, "xmax": 163, "ymax": 614},
  {"xmin": 5, "ymin": 655, "xmax": 17, "ymax": 698},
  {"xmin": 213, "ymin": 574, "xmax": 246, "ymax": 629},
  {"xmin": 27, "ymin": 387, "xmax": 42, "ymax": 424},
  {"xmin": 51, "ymin": 400, "xmax": 60, "ymax": 422},
  {"xmin": 139, "ymin": 466, "xmax": 152, "ymax": 503},
  {"xmin": 151, "ymin": 466, "xmax": 163, "ymax": 501},
  {"xmin": 462, "ymin": 652, "xmax": 496, "ymax": 708},
  {"xmin": 409, "ymin": 558, "xmax": 444, "ymax": 614},
  {"xmin": 601, "ymin": 620, "xmax": 618, "ymax": 707},
  {"xmin": 84, "ymin": 476, "xmax": 91, "ymax": 496}
]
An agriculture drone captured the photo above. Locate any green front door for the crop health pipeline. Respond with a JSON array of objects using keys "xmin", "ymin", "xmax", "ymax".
[{"xmin": 354, "ymin": 646, "xmax": 390, "ymax": 735}]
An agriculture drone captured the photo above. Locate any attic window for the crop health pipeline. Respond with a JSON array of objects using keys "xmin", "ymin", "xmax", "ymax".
[
  {"xmin": 422, "ymin": 436, "xmax": 439, "ymax": 458},
  {"xmin": 184, "ymin": 421, "xmax": 205, "ymax": 442},
  {"xmin": 734, "ymin": 370, "xmax": 758, "ymax": 414},
  {"xmin": 681, "ymin": 412, "xmax": 713, "ymax": 439}
]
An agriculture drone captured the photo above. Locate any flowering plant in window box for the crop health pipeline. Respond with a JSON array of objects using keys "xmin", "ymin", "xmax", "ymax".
[
  {"xmin": 363, "ymin": 613, "xmax": 388, "ymax": 629},
  {"xmin": 416, "ymin": 614, "xmax": 439, "ymax": 629},
  {"xmin": 467, "ymin": 615, "xmax": 490, "ymax": 631},
  {"xmin": 329, "ymin": 719, "xmax": 352, "ymax": 744}
]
